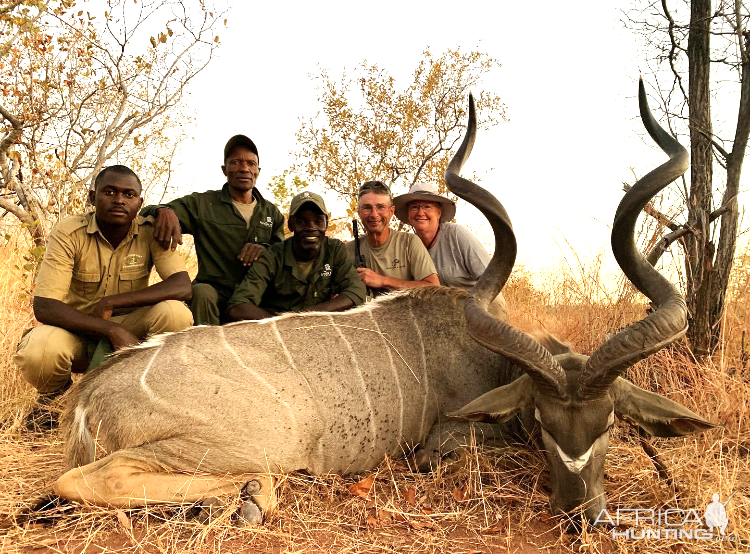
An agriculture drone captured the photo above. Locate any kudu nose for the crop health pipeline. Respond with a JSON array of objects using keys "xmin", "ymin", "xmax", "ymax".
[{"xmin": 550, "ymin": 490, "xmax": 606, "ymax": 523}]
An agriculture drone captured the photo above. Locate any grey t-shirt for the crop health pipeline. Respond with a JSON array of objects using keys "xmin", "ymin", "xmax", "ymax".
[
  {"xmin": 429, "ymin": 222, "xmax": 508, "ymax": 319},
  {"xmin": 429, "ymin": 222, "xmax": 489, "ymax": 291}
]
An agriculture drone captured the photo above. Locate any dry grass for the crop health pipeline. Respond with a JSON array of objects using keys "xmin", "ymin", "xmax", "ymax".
[{"xmin": 0, "ymin": 232, "xmax": 747, "ymax": 553}]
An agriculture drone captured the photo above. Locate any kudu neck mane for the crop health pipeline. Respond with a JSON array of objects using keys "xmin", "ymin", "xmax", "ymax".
[{"xmin": 350, "ymin": 285, "xmax": 470, "ymax": 322}]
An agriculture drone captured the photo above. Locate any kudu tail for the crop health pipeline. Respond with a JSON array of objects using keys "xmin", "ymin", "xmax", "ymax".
[
  {"xmin": 61, "ymin": 401, "xmax": 95, "ymax": 470},
  {"xmin": 59, "ymin": 353, "xmax": 132, "ymax": 469}
]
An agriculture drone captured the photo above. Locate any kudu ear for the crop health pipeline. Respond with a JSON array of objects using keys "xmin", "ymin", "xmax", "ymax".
[
  {"xmin": 611, "ymin": 377, "xmax": 719, "ymax": 437},
  {"xmin": 448, "ymin": 375, "xmax": 534, "ymax": 423}
]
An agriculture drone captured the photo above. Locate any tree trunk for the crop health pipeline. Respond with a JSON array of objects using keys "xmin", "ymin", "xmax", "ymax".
[
  {"xmin": 684, "ymin": 0, "xmax": 714, "ymax": 358},
  {"xmin": 711, "ymin": 29, "xmax": 750, "ymax": 355}
]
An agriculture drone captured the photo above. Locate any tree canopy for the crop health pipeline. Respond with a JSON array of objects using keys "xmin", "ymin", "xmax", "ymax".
[
  {"xmin": 294, "ymin": 47, "xmax": 506, "ymax": 213},
  {"xmin": 0, "ymin": 0, "xmax": 223, "ymax": 245}
]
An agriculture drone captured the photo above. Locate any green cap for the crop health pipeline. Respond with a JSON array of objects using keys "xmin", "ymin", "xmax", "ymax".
[
  {"xmin": 224, "ymin": 134, "xmax": 259, "ymax": 162},
  {"xmin": 289, "ymin": 191, "xmax": 327, "ymax": 218}
]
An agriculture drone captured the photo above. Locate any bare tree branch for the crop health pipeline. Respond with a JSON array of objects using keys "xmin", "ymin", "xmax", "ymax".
[{"xmin": 622, "ymin": 181, "xmax": 681, "ymax": 230}]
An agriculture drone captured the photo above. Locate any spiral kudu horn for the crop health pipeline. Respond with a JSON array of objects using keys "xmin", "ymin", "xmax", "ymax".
[
  {"xmin": 577, "ymin": 79, "xmax": 689, "ymax": 399},
  {"xmin": 445, "ymin": 94, "xmax": 567, "ymax": 399}
]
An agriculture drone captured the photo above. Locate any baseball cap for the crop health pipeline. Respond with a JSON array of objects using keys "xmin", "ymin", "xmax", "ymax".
[
  {"xmin": 224, "ymin": 135, "xmax": 259, "ymax": 162},
  {"xmin": 289, "ymin": 191, "xmax": 327, "ymax": 217}
]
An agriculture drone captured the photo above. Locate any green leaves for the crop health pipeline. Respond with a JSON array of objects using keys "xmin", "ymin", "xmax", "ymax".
[{"xmin": 269, "ymin": 171, "xmax": 310, "ymax": 218}]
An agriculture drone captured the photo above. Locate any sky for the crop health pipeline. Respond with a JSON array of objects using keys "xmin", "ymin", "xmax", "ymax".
[{"xmin": 172, "ymin": 1, "xmax": 685, "ymax": 273}]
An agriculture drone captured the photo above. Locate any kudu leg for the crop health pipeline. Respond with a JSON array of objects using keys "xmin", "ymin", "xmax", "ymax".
[
  {"xmin": 415, "ymin": 421, "xmax": 523, "ymax": 472},
  {"xmin": 53, "ymin": 452, "xmax": 276, "ymax": 515}
]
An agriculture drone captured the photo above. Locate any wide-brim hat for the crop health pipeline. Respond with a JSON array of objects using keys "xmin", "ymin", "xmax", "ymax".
[{"xmin": 393, "ymin": 182, "xmax": 456, "ymax": 224}]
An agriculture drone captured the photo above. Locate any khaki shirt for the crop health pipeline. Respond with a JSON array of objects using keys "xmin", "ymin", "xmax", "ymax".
[
  {"xmin": 35, "ymin": 211, "xmax": 187, "ymax": 315},
  {"xmin": 347, "ymin": 230, "xmax": 436, "ymax": 294}
]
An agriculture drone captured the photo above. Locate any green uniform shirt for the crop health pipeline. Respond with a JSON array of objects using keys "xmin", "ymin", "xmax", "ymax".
[
  {"xmin": 141, "ymin": 185, "xmax": 285, "ymax": 297},
  {"xmin": 228, "ymin": 237, "xmax": 366, "ymax": 314}
]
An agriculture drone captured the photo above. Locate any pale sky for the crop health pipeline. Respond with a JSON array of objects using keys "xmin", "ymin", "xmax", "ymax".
[{"xmin": 173, "ymin": 1, "xmax": 687, "ymax": 273}]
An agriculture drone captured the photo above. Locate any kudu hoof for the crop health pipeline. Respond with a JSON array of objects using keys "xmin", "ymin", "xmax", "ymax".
[
  {"xmin": 414, "ymin": 448, "xmax": 466, "ymax": 474},
  {"xmin": 234, "ymin": 479, "xmax": 269, "ymax": 526},
  {"xmin": 236, "ymin": 499, "xmax": 262, "ymax": 527},
  {"xmin": 194, "ymin": 497, "xmax": 222, "ymax": 525},
  {"xmin": 414, "ymin": 448, "xmax": 440, "ymax": 472},
  {"xmin": 242, "ymin": 479, "xmax": 262, "ymax": 496}
]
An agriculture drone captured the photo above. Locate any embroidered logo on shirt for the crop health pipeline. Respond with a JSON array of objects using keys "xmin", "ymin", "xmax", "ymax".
[
  {"xmin": 259, "ymin": 216, "xmax": 274, "ymax": 228},
  {"xmin": 320, "ymin": 263, "xmax": 332, "ymax": 278},
  {"xmin": 123, "ymin": 254, "xmax": 144, "ymax": 269}
]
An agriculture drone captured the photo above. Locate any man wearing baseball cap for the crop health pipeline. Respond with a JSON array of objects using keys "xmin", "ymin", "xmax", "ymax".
[
  {"xmin": 226, "ymin": 191, "xmax": 365, "ymax": 320},
  {"xmin": 140, "ymin": 134, "xmax": 285, "ymax": 325}
]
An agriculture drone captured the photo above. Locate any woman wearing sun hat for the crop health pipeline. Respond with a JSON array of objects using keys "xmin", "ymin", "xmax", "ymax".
[{"xmin": 393, "ymin": 181, "xmax": 508, "ymax": 319}]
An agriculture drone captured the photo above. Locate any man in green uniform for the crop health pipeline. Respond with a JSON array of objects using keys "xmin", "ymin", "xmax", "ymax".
[
  {"xmin": 14, "ymin": 165, "xmax": 193, "ymax": 425},
  {"xmin": 226, "ymin": 191, "xmax": 365, "ymax": 320},
  {"xmin": 141, "ymin": 135, "xmax": 285, "ymax": 325}
]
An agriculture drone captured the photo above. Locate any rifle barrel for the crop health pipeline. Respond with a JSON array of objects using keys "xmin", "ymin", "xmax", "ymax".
[
  {"xmin": 723, "ymin": 491, "xmax": 737, "ymax": 506},
  {"xmin": 353, "ymin": 219, "xmax": 365, "ymax": 268}
]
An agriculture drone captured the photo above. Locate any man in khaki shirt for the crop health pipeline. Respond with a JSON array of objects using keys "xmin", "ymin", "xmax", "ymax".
[
  {"xmin": 349, "ymin": 180, "xmax": 438, "ymax": 295},
  {"xmin": 14, "ymin": 165, "xmax": 193, "ymax": 416}
]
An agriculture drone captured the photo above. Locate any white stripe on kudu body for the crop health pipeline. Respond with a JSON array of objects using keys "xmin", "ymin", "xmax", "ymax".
[
  {"xmin": 271, "ymin": 319, "xmax": 314, "ymax": 398},
  {"xmin": 408, "ymin": 298, "xmax": 430, "ymax": 440},
  {"xmin": 139, "ymin": 342, "xmax": 164, "ymax": 401},
  {"xmin": 220, "ymin": 326, "xmax": 301, "ymax": 441},
  {"xmin": 367, "ymin": 310, "xmax": 405, "ymax": 442},
  {"xmin": 329, "ymin": 314, "xmax": 379, "ymax": 467},
  {"xmin": 270, "ymin": 318, "xmax": 328, "ymax": 471}
]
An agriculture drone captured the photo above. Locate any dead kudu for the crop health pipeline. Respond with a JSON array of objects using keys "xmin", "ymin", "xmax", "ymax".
[
  {"xmin": 449, "ymin": 81, "xmax": 717, "ymax": 523},
  {"xmin": 53, "ymin": 185, "xmax": 520, "ymax": 517}
]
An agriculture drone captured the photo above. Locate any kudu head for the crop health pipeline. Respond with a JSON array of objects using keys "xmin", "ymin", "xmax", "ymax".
[{"xmin": 446, "ymin": 83, "xmax": 717, "ymax": 522}]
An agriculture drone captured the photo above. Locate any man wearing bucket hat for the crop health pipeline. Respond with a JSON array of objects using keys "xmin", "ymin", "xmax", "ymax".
[
  {"xmin": 349, "ymin": 180, "xmax": 439, "ymax": 294},
  {"xmin": 140, "ymin": 134, "xmax": 285, "ymax": 325},
  {"xmin": 393, "ymin": 181, "xmax": 508, "ymax": 319},
  {"xmin": 226, "ymin": 191, "xmax": 365, "ymax": 320}
]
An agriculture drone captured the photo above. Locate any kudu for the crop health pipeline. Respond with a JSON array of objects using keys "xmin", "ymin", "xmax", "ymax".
[
  {"xmin": 448, "ymin": 81, "xmax": 717, "ymax": 522},
  {"xmin": 53, "ymin": 152, "xmax": 520, "ymax": 518}
]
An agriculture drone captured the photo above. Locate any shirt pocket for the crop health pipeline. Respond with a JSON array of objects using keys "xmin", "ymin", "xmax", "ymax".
[
  {"xmin": 118, "ymin": 267, "xmax": 150, "ymax": 293},
  {"xmin": 314, "ymin": 274, "xmax": 333, "ymax": 300},
  {"xmin": 71, "ymin": 270, "xmax": 102, "ymax": 298},
  {"xmin": 249, "ymin": 225, "xmax": 273, "ymax": 246}
]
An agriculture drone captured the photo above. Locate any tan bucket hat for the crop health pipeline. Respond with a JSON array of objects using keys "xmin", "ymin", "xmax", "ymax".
[{"xmin": 393, "ymin": 182, "xmax": 456, "ymax": 224}]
